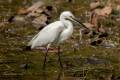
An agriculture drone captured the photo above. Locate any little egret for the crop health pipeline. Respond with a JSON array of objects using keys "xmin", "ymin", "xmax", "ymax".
[{"xmin": 27, "ymin": 11, "xmax": 87, "ymax": 69}]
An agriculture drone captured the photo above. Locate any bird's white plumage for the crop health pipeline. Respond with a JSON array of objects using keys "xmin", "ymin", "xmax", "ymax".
[
  {"xmin": 28, "ymin": 11, "xmax": 75, "ymax": 49},
  {"xmin": 29, "ymin": 21, "xmax": 64, "ymax": 48}
]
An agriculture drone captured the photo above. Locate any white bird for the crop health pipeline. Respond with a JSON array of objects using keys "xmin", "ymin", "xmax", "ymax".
[{"xmin": 27, "ymin": 11, "xmax": 87, "ymax": 69}]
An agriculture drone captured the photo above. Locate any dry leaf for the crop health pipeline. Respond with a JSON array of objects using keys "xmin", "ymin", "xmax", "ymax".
[
  {"xmin": 83, "ymin": 22, "xmax": 95, "ymax": 30},
  {"xmin": 93, "ymin": 5, "xmax": 112, "ymax": 17},
  {"xmin": 17, "ymin": 7, "xmax": 28, "ymax": 15},
  {"xmin": 90, "ymin": 0, "xmax": 100, "ymax": 10},
  {"xmin": 100, "ymin": 4, "xmax": 112, "ymax": 16},
  {"xmin": 32, "ymin": 14, "xmax": 48, "ymax": 29},
  {"xmin": 27, "ymin": 1, "xmax": 45, "ymax": 12}
]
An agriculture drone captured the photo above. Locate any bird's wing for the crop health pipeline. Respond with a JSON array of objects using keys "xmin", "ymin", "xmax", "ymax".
[
  {"xmin": 27, "ymin": 32, "xmax": 40, "ymax": 46},
  {"xmin": 28, "ymin": 21, "xmax": 64, "ymax": 49}
]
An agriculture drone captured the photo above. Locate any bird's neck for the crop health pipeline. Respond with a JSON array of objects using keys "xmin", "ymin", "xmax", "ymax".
[
  {"xmin": 62, "ymin": 20, "xmax": 73, "ymax": 28},
  {"xmin": 61, "ymin": 20, "xmax": 73, "ymax": 37},
  {"xmin": 61, "ymin": 20, "xmax": 73, "ymax": 40}
]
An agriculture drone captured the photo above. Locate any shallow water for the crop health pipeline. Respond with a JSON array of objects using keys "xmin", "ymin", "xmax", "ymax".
[{"xmin": 0, "ymin": 0, "xmax": 120, "ymax": 80}]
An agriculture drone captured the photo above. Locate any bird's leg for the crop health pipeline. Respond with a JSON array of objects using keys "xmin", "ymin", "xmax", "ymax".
[
  {"xmin": 79, "ymin": 29, "xmax": 82, "ymax": 43},
  {"xmin": 43, "ymin": 48, "xmax": 49, "ymax": 69},
  {"xmin": 43, "ymin": 44, "xmax": 51, "ymax": 69},
  {"xmin": 57, "ymin": 46, "xmax": 63, "ymax": 69},
  {"xmin": 56, "ymin": 69, "xmax": 64, "ymax": 80},
  {"xmin": 42, "ymin": 69, "xmax": 47, "ymax": 80}
]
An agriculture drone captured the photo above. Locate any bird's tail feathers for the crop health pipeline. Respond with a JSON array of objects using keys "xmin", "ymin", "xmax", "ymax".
[{"xmin": 25, "ymin": 46, "xmax": 31, "ymax": 50}]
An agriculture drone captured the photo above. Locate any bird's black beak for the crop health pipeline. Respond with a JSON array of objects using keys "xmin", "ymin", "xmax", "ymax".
[{"xmin": 71, "ymin": 17, "xmax": 88, "ymax": 29}]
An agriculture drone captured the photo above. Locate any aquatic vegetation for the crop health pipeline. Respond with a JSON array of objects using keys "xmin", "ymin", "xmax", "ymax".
[{"xmin": 0, "ymin": 0, "xmax": 120, "ymax": 80}]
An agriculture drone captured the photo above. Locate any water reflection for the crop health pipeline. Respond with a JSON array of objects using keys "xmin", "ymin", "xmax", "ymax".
[
  {"xmin": 42, "ymin": 68, "xmax": 64, "ymax": 80},
  {"xmin": 42, "ymin": 71, "xmax": 47, "ymax": 80},
  {"xmin": 56, "ymin": 69, "xmax": 64, "ymax": 80}
]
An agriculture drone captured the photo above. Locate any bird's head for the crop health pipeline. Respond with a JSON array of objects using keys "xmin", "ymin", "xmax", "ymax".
[
  {"xmin": 60, "ymin": 11, "xmax": 74, "ymax": 21},
  {"xmin": 60, "ymin": 11, "xmax": 88, "ymax": 29}
]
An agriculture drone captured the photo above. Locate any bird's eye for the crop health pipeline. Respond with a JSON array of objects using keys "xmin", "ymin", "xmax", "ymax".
[
  {"xmin": 65, "ymin": 17, "xmax": 69, "ymax": 20},
  {"xmin": 70, "ymin": 16, "xmax": 74, "ymax": 18}
]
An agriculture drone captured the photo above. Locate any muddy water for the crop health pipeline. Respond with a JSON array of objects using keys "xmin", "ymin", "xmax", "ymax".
[
  {"xmin": 0, "ymin": 0, "xmax": 82, "ymax": 80},
  {"xmin": 0, "ymin": 0, "xmax": 120, "ymax": 80}
]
